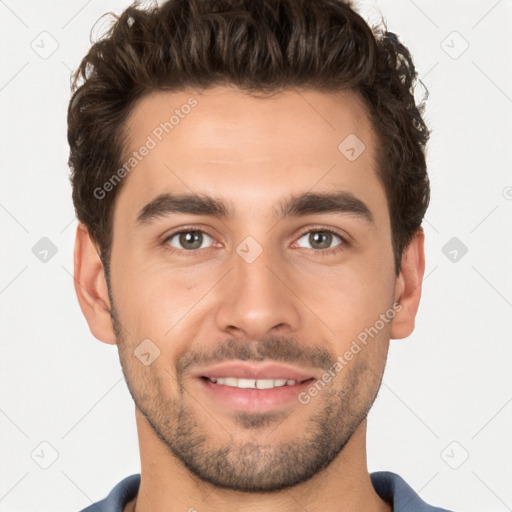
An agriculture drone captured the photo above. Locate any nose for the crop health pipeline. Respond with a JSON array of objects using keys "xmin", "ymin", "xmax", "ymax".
[{"xmin": 213, "ymin": 241, "xmax": 302, "ymax": 341}]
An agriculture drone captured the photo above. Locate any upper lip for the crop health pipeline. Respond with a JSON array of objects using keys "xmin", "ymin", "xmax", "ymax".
[{"xmin": 194, "ymin": 362, "xmax": 317, "ymax": 382}]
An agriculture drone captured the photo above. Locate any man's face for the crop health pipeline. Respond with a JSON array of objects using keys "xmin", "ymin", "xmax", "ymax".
[{"xmin": 108, "ymin": 86, "xmax": 399, "ymax": 491}]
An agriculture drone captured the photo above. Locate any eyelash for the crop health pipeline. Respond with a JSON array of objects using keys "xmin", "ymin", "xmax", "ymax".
[{"xmin": 161, "ymin": 226, "xmax": 349, "ymax": 257}]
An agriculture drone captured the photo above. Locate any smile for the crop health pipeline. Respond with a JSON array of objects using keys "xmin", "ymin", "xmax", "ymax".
[{"xmin": 205, "ymin": 377, "xmax": 307, "ymax": 389}]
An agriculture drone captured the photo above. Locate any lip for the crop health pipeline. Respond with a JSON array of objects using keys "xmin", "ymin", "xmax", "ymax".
[
  {"xmin": 196, "ymin": 376, "xmax": 315, "ymax": 414},
  {"xmin": 192, "ymin": 362, "xmax": 317, "ymax": 414},
  {"xmin": 193, "ymin": 362, "xmax": 317, "ymax": 382}
]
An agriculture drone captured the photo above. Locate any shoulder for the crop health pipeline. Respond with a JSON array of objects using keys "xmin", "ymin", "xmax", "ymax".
[
  {"xmin": 370, "ymin": 471, "xmax": 456, "ymax": 512},
  {"xmin": 79, "ymin": 474, "xmax": 141, "ymax": 512}
]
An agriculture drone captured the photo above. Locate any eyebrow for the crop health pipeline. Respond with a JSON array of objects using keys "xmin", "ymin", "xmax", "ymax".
[{"xmin": 135, "ymin": 190, "xmax": 375, "ymax": 226}]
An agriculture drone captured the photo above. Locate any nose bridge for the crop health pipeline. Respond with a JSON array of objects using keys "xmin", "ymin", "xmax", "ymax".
[{"xmin": 214, "ymin": 235, "xmax": 301, "ymax": 338}]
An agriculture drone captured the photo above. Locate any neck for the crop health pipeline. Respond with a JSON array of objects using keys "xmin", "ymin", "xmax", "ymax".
[{"xmin": 128, "ymin": 409, "xmax": 391, "ymax": 512}]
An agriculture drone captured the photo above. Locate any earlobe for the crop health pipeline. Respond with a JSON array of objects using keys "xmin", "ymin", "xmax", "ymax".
[
  {"xmin": 73, "ymin": 223, "xmax": 117, "ymax": 345},
  {"xmin": 390, "ymin": 227, "xmax": 426, "ymax": 340}
]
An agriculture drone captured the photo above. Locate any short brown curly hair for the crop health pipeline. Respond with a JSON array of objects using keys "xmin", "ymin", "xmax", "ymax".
[{"xmin": 67, "ymin": 0, "xmax": 430, "ymax": 276}]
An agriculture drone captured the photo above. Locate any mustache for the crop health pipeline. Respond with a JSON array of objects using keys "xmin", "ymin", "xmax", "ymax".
[{"xmin": 175, "ymin": 335, "xmax": 336, "ymax": 379}]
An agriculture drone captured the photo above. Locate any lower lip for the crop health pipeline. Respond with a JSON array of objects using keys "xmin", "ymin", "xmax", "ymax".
[{"xmin": 197, "ymin": 377, "xmax": 315, "ymax": 414}]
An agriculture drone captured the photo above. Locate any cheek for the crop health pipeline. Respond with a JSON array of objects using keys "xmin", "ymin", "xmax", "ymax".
[
  {"xmin": 112, "ymin": 254, "xmax": 216, "ymax": 339},
  {"xmin": 294, "ymin": 255, "xmax": 394, "ymax": 338}
]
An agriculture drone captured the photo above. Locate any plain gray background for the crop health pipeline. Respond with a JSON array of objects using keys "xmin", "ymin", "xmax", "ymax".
[{"xmin": 1, "ymin": 0, "xmax": 511, "ymax": 510}]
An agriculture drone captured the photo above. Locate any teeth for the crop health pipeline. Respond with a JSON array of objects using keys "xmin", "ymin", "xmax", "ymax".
[{"xmin": 208, "ymin": 377, "xmax": 298, "ymax": 389}]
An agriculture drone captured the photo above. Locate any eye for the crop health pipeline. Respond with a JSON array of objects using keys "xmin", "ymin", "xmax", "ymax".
[
  {"xmin": 165, "ymin": 230, "xmax": 214, "ymax": 251},
  {"xmin": 162, "ymin": 227, "xmax": 348, "ymax": 256},
  {"xmin": 294, "ymin": 229, "xmax": 345, "ymax": 252}
]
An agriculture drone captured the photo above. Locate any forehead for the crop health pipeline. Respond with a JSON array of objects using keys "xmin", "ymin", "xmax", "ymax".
[
  {"xmin": 114, "ymin": 86, "xmax": 387, "ymax": 226},
  {"xmin": 124, "ymin": 85, "xmax": 374, "ymax": 159}
]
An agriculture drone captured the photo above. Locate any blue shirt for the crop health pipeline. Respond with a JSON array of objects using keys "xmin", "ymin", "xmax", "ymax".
[{"xmin": 80, "ymin": 471, "xmax": 455, "ymax": 511}]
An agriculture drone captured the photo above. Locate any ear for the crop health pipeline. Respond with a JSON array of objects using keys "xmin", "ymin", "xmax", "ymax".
[
  {"xmin": 390, "ymin": 227, "xmax": 426, "ymax": 340},
  {"xmin": 73, "ymin": 223, "xmax": 117, "ymax": 345}
]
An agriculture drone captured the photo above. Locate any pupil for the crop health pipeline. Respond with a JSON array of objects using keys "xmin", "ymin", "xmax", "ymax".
[
  {"xmin": 181, "ymin": 231, "xmax": 202, "ymax": 249},
  {"xmin": 311, "ymin": 231, "xmax": 331, "ymax": 249}
]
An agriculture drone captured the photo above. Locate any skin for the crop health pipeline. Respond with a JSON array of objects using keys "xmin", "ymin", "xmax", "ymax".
[{"xmin": 74, "ymin": 86, "xmax": 425, "ymax": 512}]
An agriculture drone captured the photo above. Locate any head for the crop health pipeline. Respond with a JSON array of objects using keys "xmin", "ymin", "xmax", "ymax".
[{"xmin": 70, "ymin": 0, "xmax": 429, "ymax": 493}]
